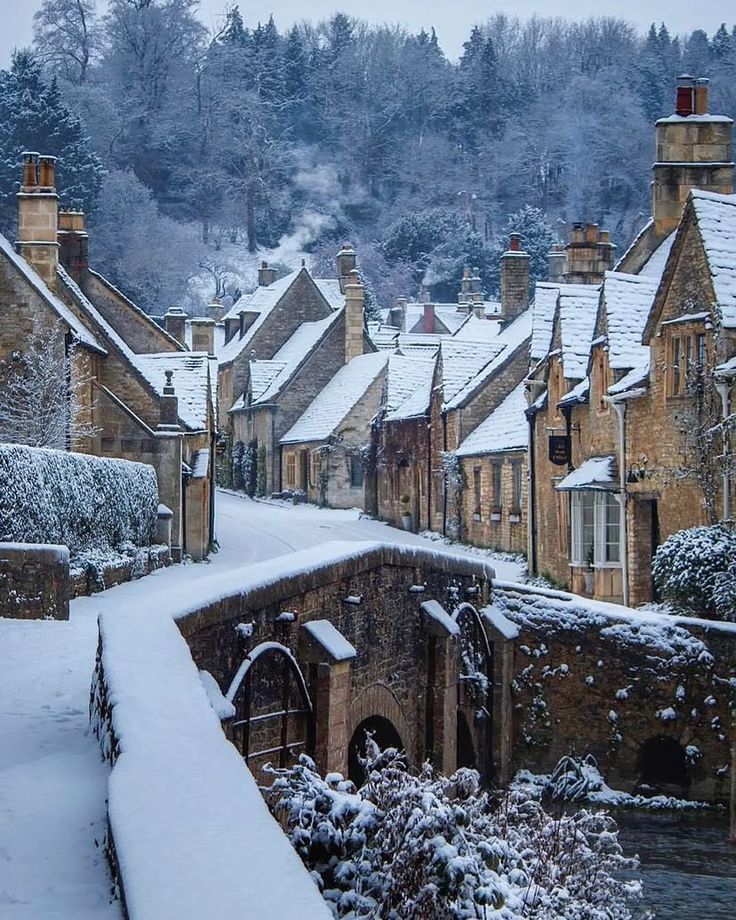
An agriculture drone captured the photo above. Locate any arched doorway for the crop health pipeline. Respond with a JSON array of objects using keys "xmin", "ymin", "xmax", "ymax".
[
  {"xmin": 226, "ymin": 642, "xmax": 313, "ymax": 776},
  {"xmin": 348, "ymin": 715, "xmax": 404, "ymax": 787},
  {"xmin": 455, "ymin": 603, "xmax": 494, "ymax": 783},
  {"xmin": 636, "ymin": 736, "xmax": 688, "ymax": 791}
]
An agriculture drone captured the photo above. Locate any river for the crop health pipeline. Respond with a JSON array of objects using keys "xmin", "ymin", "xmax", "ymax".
[{"xmin": 616, "ymin": 811, "xmax": 736, "ymax": 918}]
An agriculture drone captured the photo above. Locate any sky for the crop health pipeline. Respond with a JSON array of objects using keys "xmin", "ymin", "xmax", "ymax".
[{"xmin": 0, "ymin": 0, "xmax": 731, "ymax": 67}]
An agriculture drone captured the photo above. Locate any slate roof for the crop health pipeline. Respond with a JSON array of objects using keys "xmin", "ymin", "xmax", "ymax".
[
  {"xmin": 558, "ymin": 284, "xmax": 601, "ymax": 380},
  {"xmin": 601, "ymin": 272, "xmax": 657, "ymax": 371},
  {"xmin": 133, "ymin": 353, "xmax": 211, "ymax": 431},
  {"xmin": 281, "ymin": 352, "xmax": 388, "ymax": 444},
  {"xmin": 384, "ymin": 354, "xmax": 436, "ymax": 421},
  {"xmin": 452, "ymin": 315, "xmax": 503, "ymax": 343},
  {"xmin": 456, "ymin": 381, "xmax": 529, "ymax": 457},
  {"xmin": 691, "ymin": 190, "xmax": 736, "ymax": 329},
  {"xmin": 440, "ymin": 338, "xmax": 503, "ymax": 407},
  {"xmin": 530, "ymin": 283, "xmax": 559, "ymax": 362}
]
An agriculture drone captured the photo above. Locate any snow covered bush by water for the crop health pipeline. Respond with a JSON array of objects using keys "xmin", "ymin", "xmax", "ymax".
[
  {"xmin": 266, "ymin": 741, "xmax": 643, "ymax": 919},
  {"xmin": 0, "ymin": 443, "xmax": 157, "ymax": 556},
  {"xmin": 652, "ymin": 525, "xmax": 736, "ymax": 620}
]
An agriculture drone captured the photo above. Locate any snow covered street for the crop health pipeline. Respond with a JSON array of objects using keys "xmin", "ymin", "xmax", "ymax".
[{"xmin": 0, "ymin": 491, "xmax": 523, "ymax": 918}]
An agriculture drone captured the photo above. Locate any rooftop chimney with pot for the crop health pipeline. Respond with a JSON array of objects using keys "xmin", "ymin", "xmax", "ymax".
[
  {"xmin": 344, "ymin": 269, "xmax": 365, "ymax": 363},
  {"xmin": 57, "ymin": 210, "xmax": 89, "ymax": 284},
  {"xmin": 500, "ymin": 233, "xmax": 530, "ymax": 322},
  {"xmin": 389, "ymin": 296, "xmax": 407, "ymax": 330},
  {"xmin": 653, "ymin": 75, "xmax": 733, "ymax": 236},
  {"xmin": 563, "ymin": 223, "xmax": 616, "ymax": 285},
  {"xmin": 422, "ymin": 303, "xmax": 436, "ymax": 333},
  {"xmin": 17, "ymin": 152, "xmax": 59, "ymax": 291},
  {"xmin": 336, "ymin": 244, "xmax": 357, "ymax": 293},
  {"xmin": 258, "ymin": 261, "xmax": 278, "ymax": 287}
]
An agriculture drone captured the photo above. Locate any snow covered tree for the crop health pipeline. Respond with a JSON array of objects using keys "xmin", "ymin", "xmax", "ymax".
[
  {"xmin": 0, "ymin": 323, "xmax": 96, "ymax": 450},
  {"xmin": 266, "ymin": 741, "xmax": 643, "ymax": 919},
  {"xmin": 0, "ymin": 51, "xmax": 104, "ymax": 230},
  {"xmin": 33, "ymin": 0, "xmax": 99, "ymax": 85}
]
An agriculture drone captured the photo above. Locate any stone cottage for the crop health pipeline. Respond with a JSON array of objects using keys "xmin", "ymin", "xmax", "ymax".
[{"xmin": 1, "ymin": 153, "xmax": 215, "ymax": 560}]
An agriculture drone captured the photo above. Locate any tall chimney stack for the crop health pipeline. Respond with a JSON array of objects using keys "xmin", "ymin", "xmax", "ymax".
[
  {"xmin": 17, "ymin": 152, "xmax": 60, "ymax": 291},
  {"xmin": 653, "ymin": 75, "xmax": 733, "ymax": 237},
  {"xmin": 563, "ymin": 223, "xmax": 616, "ymax": 285},
  {"xmin": 258, "ymin": 261, "xmax": 277, "ymax": 286},
  {"xmin": 500, "ymin": 233, "xmax": 530, "ymax": 322},
  {"xmin": 190, "ymin": 317, "xmax": 216, "ymax": 356},
  {"xmin": 58, "ymin": 210, "xmax": 89, "ymax": 284},
  {"xmin": 547, "ymin": 244, "xmax": 566, "ymax": 283},
  {"xmin": 164, "ymin": 307, "xmax": 187, "ymax": 347},
  {"xmin": 336, "ymin": 244, "xmax": 357, "ymax": 293},
  {"xmin": 344, "ymin": 269, "xmax": 365, "ymax": 363}
]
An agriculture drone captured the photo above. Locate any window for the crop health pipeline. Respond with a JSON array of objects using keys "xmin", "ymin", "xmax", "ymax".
[
  {"xmin": 696, "ymin": 333, "xmax": 706, "ymax": 367},
  {"xmin": 571, "ymin": 491, "xmax": 621, "ymax": 566},
  {"xmin": 491, "ymin": 463, "xmax": 502, "ymax": 509},
  {"xmin": 473, "ymin": 468, "xmax": 482, "ymax": 516},
  {"xmin": 668, "ymin": 331, "xmax": 709, "ymax": 397},
  {"xmin": 670, "ymin": 336, "xmax": 682, "ymax": 396},
  {"xmin": 511, "ymin": 462, "xmax": 523, "ymax": 511},
  {"xmin": 310, "ymin": 452, "xmax": 319, "ymax": 488},
  {"xmin": 350, "ymin": 454, "xmax": 364, "ymax": 488},
  {"xmin": 286, "ymin": 453, "xmax": 296, "ymax": 487}
]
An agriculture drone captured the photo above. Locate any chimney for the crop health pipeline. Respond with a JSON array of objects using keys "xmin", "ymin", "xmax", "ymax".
[
  {"xmin": 158, "ymin": 370, "xmax": 180, "ymax": 429},
  {"xmin": 336, "ymin": 243, "xmax": 357, "ymax": 293},
  {"xmin": 422, "ymin": 303, "xmax": 436, "ymax": 333},
  {"xmin": 547, "ymin": 245, "xmax": 566, "ymax": 283},
  {"xmin": 207, "ymin": 297, "xmax": 225, "ymax": 322},
  {"xmin": 344, "ymin": 269, "xmax": 364, "ymax": 363},
  {"xmin": 389, "ymin": 296, "xmax": 407, "ymax": 330},
  {"xmin": 17, "ymin": 152, "xmax": 60, "ymax": 291},
  {"xmin": 563, "ymin": 223, "xmax": 616, "ymax": 285},
  {"xmin": 653, "ymin": 76, "xmax": 734, "ymax": 236},
  {"xmin": 500, "ymin": 233, "xmax": 530, "ymax": 322},
  {"xmin": 58, "ymin": 210, "xmax": 89, "ymax": 283},
  {"xmin": 258, "ymin": 261, "xmax": 278, "ymax": 286},
  {"xmin": 190, "ymin": 317, "xmax": 216, "ymax": 356},
  {"xmin": 164, "ymin": 307, "xmax": 187, "ymax": 346}
]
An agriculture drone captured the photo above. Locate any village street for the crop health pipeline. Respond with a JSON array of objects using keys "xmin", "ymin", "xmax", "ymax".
[{"xmin": 0, "ymin": 491, "xmax": 523, "ymax": 919}]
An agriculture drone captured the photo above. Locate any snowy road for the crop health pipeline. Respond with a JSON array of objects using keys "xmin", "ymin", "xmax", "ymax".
[{"xmin": 0, "ymin": 491, "xmax": 523, "ymax": 918}]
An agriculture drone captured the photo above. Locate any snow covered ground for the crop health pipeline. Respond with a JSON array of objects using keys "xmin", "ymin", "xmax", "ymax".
[{"xmin": 0, "ymin": 491, "xmax": 523, "ymax": 918}]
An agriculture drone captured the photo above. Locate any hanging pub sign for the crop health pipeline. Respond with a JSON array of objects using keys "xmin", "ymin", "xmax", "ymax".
[{"xmin": 548, "ymin": 435, "xmax": 570, "ymax": 466}]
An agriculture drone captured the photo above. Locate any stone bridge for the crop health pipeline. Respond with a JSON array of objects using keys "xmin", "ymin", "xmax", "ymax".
[{"xmin": 178, "ymin": 543, "xmax": 736, "ymax": 804}]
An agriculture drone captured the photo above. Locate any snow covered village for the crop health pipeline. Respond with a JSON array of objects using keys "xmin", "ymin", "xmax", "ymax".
[{"xmin": 1, "ymin": 2, "xmax": 736, "ymax": 918}]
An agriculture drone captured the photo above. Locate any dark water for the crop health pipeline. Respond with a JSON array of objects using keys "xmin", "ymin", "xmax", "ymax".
[{"xmin": 616, "ymin": 811, "xmax": 736, "ymax": 918}]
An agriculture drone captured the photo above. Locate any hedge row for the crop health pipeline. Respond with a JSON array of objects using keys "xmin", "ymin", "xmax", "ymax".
[{"xmin": 0, "ymin": 444, "xmax": 158, "ymax": 555}]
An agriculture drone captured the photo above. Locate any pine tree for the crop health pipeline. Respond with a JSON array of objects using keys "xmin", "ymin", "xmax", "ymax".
[{"xmin": 0, "ymin": 51, "xmax": 104, "ymax": 231}]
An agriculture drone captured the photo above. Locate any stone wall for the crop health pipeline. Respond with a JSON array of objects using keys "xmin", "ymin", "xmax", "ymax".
[
  {"xmin": 459, "ymin": 450, "xmax": 528, "ymax": 553},
  {"xmin": 0, "ymin": 542, "xmax": 69, "ymax": 620}
]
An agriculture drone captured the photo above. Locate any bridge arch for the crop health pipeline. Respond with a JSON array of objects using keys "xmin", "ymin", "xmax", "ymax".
[
  {"xmin": 636, "ymin": 736, "xmax": 689, "ymax": 791},
  {"xmin": 347, "ymin": 682, "xmax": 412, "ymax": 768},
  {"xmin": 226, "ymin": 642, "xmax": 313, "ymax": 772},
  {"xmin": 348, "ymin": 715, "xmax": 404, "ymax": 786}
]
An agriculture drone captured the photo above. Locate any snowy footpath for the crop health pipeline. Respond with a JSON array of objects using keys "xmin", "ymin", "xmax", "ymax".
[{"xmin": 0, "ymin": 492, "xmax": 523, "ymax": 918}]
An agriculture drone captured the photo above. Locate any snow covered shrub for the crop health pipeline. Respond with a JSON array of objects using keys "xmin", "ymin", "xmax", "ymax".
[
  {"xmin": 266, "ymin": 742, "xmax": 642, "ymax": 919},
  {"xmin": 0, "ymin": 444, "xmax": 157, "ymax": 556},
  {"xmin": 548, "ymin": 754, "xmax": 605, "ymax": 802},
  {"xmin": 652, "ymin": 524, "xmax": 736, "ymax": 620}
]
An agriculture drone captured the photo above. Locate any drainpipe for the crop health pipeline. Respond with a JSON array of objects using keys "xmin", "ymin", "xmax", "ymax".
[
  {"xmin": 426, "ymin": 419, "xmax": 433, "ymax": 531},
  {"xmin": 610, "ymin": 398, "xmax": 629, "ymax": 607},
  {"xmin": 715, "ymin": 378, "xmax": 731, "ymax": 522},
  {"xmin": 442, "ymin": 412, "xmax": 448, "ymax": 537},
  {"xmin": 526, "ymin": 410, "xmax": 538, "ymax": 575}
]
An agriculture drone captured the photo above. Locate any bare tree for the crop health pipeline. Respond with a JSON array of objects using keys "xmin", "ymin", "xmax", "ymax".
[
  {"xmin": 33, "ymin": 0, "xmax": 99, "ymax": 85},
  {"xmin": 0, "ymin": 324, "xmax": 97, "ymax": 449}
]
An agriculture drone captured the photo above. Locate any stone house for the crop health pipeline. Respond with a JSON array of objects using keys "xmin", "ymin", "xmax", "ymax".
[
  {"xmin": 526, "ymin": 76, "xmax": 735, "ymax": 605},
  {"xmin": 218, "ymin": 248, "xmax": 372, "ymax": 494},
  {"xmin": 280, "ymin": 351, "xmax": 389, "ymax": 508},
  {"xmin": 1, "ymin": 153, "xmax": 215, "ymax": 560}
]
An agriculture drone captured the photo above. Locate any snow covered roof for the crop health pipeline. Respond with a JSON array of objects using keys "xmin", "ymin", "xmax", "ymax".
[
  {"xmin": 558, "ymin": 284, "xmax": 601, "ymax": 380},
  {"xmin": 384, "ymin": 353, "xmax": 436, "ymax": 421},
  {"xmin": 445, "ymin": 309, "xmax": 533, "ymax": 410},
  {"xmin": 404, "ymin": 302, "xmax": 467, "ymax": 335},
  {"xmin": 367, "ymin": 323, "xmax": 399, "ymax": 351},
  {"xmin": 0, "ymin": 234, "xmax": 105, "ymax": 353},
  {"xmin": 397, "ymin": 333, "xmax": 442, "ymax": 355},
  {"xmin": 281, "ymin": 352, "xmax": 388, "ymax": 444},
  {"xmin": 558, "ymin": 375, "xmax": 589, "ymax": 407},
  {"xmin": 133, "ymin": 353, "xmax": 211, "ymax": 430},
  {"xmin": 716, "ymin": 354, "xmax": 736, "ymax": 378},
  {"xmin": 556, "ymin": 455, "xmax": 617, "ymax": 491},
  {"xmin": 601, "ymin": 272, "xmax": 657, "ymax": 370},
  {"xmin": 452, "ymin": 314, "xmax": 503, "ymax": 343},
  {"xmin": 637, "ymin": 231, "xmax": 675, "ymax": 280},
  {"xmin": 249, "ymin": 311, "xmax": 342, "ymax": 406},
  {"xmin": 691, "ymin": 190, "xmax": 736, "ymax": 329},
  {"xmin": 530, "ymin": 283, "xmax": 559, "ymax": 361},
  {"xmin": 440, "ymin": 338, "xmax": 503, "ymax": 406},
  {"xmin": 456, "ymin": 381, "xmax": 529, "ymax": 457}
]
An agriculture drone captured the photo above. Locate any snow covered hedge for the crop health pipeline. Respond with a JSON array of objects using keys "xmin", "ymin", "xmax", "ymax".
[
  {"xmin": 652, "ymin": 525, "xmax": 736, "ymax": 621},
  {"xmin": 267, "ymin": 742, "xmax": 643, "ymax": 919},
  {"xmin": 0, "ymin": 444, "xmax": 157, "ymax": 556}
]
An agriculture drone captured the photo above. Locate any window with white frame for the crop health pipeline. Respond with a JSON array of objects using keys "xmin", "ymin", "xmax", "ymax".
[{"xmin": 571, "ymin": 490, "xmax": 621, "ymax": 566}]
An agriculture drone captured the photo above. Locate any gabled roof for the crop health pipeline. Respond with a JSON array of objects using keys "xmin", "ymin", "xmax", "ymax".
[
  {"xmin": 456, "ymin": 381, "xmax": 528, "ymax": 457},
  {"xmin": 601, "ymin": 272, "xmax": 657, "ymax": 371},
  {"xmin": 691, "ymin": 190, "xmax": 736, "ymax": 329},
  {"xmin": 637, "ymin": 231, "xmax": 675, "ymax": 280},
  {"xmin": 0, "ymin": 233, "xmax": 105, "ymax": 354},
  {"xmin": 452, "ymin": 314, "xmax": 503, "ymax": 343},
  {"xmin": 530, "ymin": 283, "xmax": 559, "ymax": 362},
  {"xmin": 384, "ymin": 354, "xmax": 436, "ymax": 422},
  {"xmin": 281, "ymin": 352, "xmax": 388, "ymax": 444},
  {"xmin": 446, "ymin": 309, "xmax": 533, "ymax": 410},
  {"xmin": 440, "ymin": 338, "xmax": 503, "ymax": 407},
  {"xmin": 129, "ymin": 353, "xmax": 211, "ymax": 431},
  {"xmin": 557, "ymin": 284, "xmax": 601, "ymax": 380}
]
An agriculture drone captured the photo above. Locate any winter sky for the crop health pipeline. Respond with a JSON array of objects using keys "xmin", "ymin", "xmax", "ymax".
[{"xmin": 0, "ymin": 0, "xmax": 730, "ymax": 68}]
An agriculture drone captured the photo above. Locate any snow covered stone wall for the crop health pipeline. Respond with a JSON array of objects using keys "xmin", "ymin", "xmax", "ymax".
[
  {"xmin": 0, "ymin": 444, "xmax": 158, "ymax": 557},
  {"xmin": 0, "ymin": 541, "xmax": 69, "ymax": 619}
]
